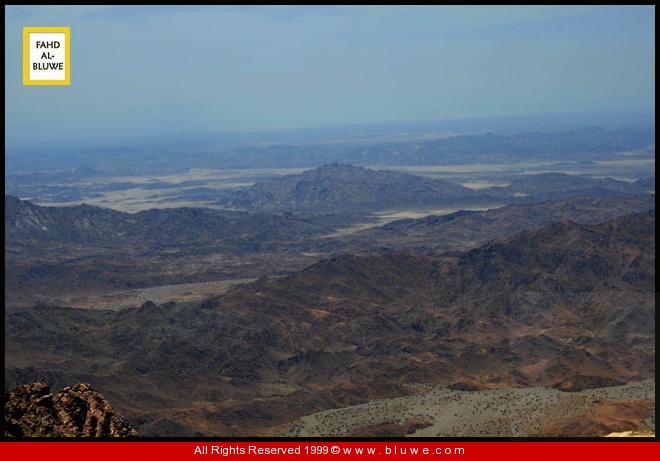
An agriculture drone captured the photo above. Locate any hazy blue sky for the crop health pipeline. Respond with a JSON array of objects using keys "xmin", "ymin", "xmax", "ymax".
[{"xmin": 5, "ymin": 5, "xmax": 655, "ymax": 145}]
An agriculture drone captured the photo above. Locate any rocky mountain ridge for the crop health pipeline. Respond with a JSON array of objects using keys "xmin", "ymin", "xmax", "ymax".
[
  {"xmin": 5, "ymin": 192, "xmax": 656, "ymax": 311},
  {"xmin": 212, "ymin": 164, "xmax": 653, "ymax": 211},
  {"xmin": 5, "ymin": 211, "xmax": 654, "ymax": 436},
  {"xmin": 5, "ymin": 194, "xmax": 332, "ymax": 247},
  {"xmin": 6, "ymin": 165, "xmax": 654, "ymax": 246},
  {"xmin": 216, "ymin": 163, "xmax": 476, "ymax": 211}
]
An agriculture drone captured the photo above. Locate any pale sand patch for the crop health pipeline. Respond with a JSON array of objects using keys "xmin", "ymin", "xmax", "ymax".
[
  {"xmin": 605, "ymin": 431, "xmax": 655, "ymax": 437},
  {"xmin": 368, "ymin": 162, "xmax": 557, "ymax": 175},
  {"xmin": 283, "ymin": 379, "xmax": 655, "ymax": 437},
  {"xmin": 372, "ymin": 206, "xmax": 501, "ymax": 221},
  {"xmin": 460, "ymin": 181, "xmax": 511, "ymax": 189},
  {"xmin": 324, "ymin": 205, "xmax": 505, "ymax": 238},
  {"xmin": 69, "ymin": 278, "xmax": 259, "ymax": 310},
  {"xmin": 596, "ymin": 159, "xmax": 655, "ymax": 166}
]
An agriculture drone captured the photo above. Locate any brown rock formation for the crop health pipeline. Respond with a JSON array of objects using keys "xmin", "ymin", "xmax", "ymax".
[
  {"xmin": 5, "ymin": 382, "xmax": 138, "ymax": 437},
  {"xmin": 534, "ymin": 399, "xmax": 655, "ymax": 437}
]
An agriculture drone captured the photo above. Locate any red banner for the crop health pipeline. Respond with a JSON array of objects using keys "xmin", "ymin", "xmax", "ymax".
[{"xmin": 0, "ymin": 441, "xmax": 657, "ymax": 459}]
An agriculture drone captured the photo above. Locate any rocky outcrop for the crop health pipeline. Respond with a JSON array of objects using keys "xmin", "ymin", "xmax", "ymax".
[
  {"xmin": 4, "ymin": 382, "xmax": 62, "ymax": 437},
  {"xmin": 5, "ymin": 382, "xmax": 138, "ymax": 437}
]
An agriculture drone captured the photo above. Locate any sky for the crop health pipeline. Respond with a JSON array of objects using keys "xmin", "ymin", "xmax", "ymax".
[{"xmin": 4, "ymin": 5, "xmax": 656, "ymax": 145}]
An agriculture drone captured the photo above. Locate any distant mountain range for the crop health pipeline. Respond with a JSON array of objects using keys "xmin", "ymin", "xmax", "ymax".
[
  {"xmin": 5, "ymin": 210, "xmax": 655, "ymax": 436},
  {"xmin": 6, "ymin": 125, "xmax": 654, "ymax": 175},
  {"xmin": 211, "ymin": 164, "xmax": 653, "ymax": 212},
  {"xmin": 7, "ymin": 166, "xmax": 653, "ymax": 248},
  {"xmin": 5, "ymin": 189, "xmax": 655, "ymax": 309}
]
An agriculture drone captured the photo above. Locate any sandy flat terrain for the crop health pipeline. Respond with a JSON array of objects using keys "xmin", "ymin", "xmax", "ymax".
[
  {"xmin": 283, "ymin": 379, "xmax": 655, "ymax": 437},
  {"xmin": 66, "ymin": 278, "xmax": 259, "ymax": 310}
]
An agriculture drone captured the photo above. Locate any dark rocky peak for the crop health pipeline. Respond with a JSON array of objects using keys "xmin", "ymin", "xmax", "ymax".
[{"xmin": 5, "ymin": 382, "xmax": 138, "ymax": 437}]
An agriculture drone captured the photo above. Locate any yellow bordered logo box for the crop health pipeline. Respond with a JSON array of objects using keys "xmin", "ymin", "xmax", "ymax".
[{"xmin": 23, "ymin": 26, "xmax": 70, "ymax": 86}]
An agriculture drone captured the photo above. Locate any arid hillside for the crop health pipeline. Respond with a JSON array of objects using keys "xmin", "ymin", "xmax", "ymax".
[{"xmin": 5, "ymin": 211, "xmax": 654, "ymax": 436}]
